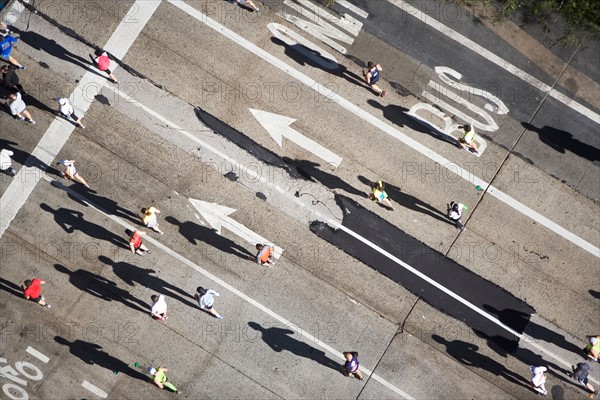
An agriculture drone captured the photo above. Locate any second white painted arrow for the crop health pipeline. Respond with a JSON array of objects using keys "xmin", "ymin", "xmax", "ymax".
[
  {"xmin": 189, "ymin": 198, "xmax": 283, "ymax": 259},
  {"xmin": 250, "ymin": 108, "xmax": 343, "ymax": 168}
]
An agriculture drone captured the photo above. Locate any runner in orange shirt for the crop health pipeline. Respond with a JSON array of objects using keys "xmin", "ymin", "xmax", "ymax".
[{"xmin": 255, "ymin": 243, "xmax": 275, "ymax": 267}]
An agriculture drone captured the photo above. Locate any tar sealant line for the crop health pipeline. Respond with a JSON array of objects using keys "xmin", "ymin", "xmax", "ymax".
[
  {"xmin": 390, "ymin": 0, "xmax": 600, "ymax": 125},
  {"xmin": 166, "ymin": 0, "xmax": 599, "ymax": 259},
  {"xmin": 41, "ymin": 176, "xmax": 414, "ymax": 400},
  {"xmin": 0, "ymin": 0, "xmax": 161, "ymax": 238}
]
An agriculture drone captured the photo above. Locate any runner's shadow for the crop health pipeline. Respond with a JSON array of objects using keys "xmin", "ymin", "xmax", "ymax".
[
  {"xmin": 40, "ymin": 203, "xmax": 129, "ymax": 248},
  {"xmin": 248, "ymin": 322, "xmax": 340, "ymax": 372},
  {"xmin": 522, "ymin": 122, "xmax": 600, "ymax": 162},
  {"xmin": 99, "ymin": 255, "xmax": 198, "ymax": 310},
  {"xmin": 432, "ymin": 334, "xmax": 530, "ymax": 388},
  {"xmin": 483, "ymin": 305, "xmax": 583, "ymax": 355},
  {"xmin": 62, "ymin": 184, "xmax": 141, "ymax": 225},
  {"xmin": 473, "ymin": 328, "xmax": 574, "ymax": 386},
  {"xmin": 12, "ymin": 28, "xmax": 106, "ymax": 79},
  {"xmin": 283, "ymin": 157, "xmax": 364, "ymax": 197},
  {"xmin": 367, "ymin": 100, "xmax": 458, "ymax": 146},
  {"xmin": 357, "ymin": 175, "xmax": 452, "ymax": 225},
  {"xmin": 0, "ymin": 139, "xmax": 59, "ymax": 175},
  {"xmin": 589, "ymin": 289, "xmax": 600, "ymax": 300},
  {"xmin": 270, "ymin": 37, "xmax": 365, "ymax": 88},
  {"xmin": 55, "ymin": 337, "xmax": 149, "ymax": 381},
  {"xmin": 165, "ymin": 216, "xmax": 255, "ymax": 261},
  {"xmin": 0, "ymin": 276, "xmax": 24, "ymax": 297},
  {"xmin": 54, "ymin": 264, "xmax": 149, "ymax": 313}
]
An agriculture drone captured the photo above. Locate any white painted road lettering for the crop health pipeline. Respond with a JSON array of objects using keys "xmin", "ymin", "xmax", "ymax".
[
  {"xmin": 167, "ymin": 0, "xmax": 599, "ymax": 257},
  {"xmin": 267, "ymin": 23, "xmax": 339, "ymax": 70},
  {"xmin": 82, "ymin": 380, "xmax": 108, "ymax": 399},
  {"xmin": 279, "ymin": 0, "xmax": 368, "ymax": 54},
  {"xmin": 392, "ymin": 0, "xmax": 600, "ymax": 125}
]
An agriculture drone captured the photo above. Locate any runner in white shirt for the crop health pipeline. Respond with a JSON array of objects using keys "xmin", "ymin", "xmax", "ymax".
[{"xmin": 54, "ymin": 97, "xmax": 85, "ymax": 129}]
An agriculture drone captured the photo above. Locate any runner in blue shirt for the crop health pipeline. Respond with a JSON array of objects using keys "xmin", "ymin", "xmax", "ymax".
[{"xmin": 363, "ymin": 61, "xmax": 386, "ymax": 97}]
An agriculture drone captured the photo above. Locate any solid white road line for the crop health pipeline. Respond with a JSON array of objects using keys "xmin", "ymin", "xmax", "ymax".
[
  {"xmin": 391, "ymin": 0, "xmax": 600, "ymax": 125},
  {"xmin": 25, "ymin": 346, "xmax": 50, "ymax": 363},
  {"xmin": 82, "ymin": 380, "xmax": 108, "ymax": 398},
  {"xmin": 43, "ymin": 175, "xmax": 414, "ymax": 400},
  {"xmin": 0, "ymin": 0, "xmax": 161, "ymax": 238},
  {"xmin": 167, "ymin": 0, "xmax": 599, "ymax": 258},
  {"xmin": 104, "ymin": 81, "xmax": 578, "ymax": 385}
]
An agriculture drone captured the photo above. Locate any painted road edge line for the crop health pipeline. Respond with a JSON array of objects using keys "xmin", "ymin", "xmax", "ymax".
[
  {"xmin": 41, "ymin": 175, "xmax": 414, "ymax": 400},
  {"xmin": 0, "ymin": 0, "xmax": 161, "ymax": 239},
  {"xmin": 390, "ymin": 0, "xmax": 599, "ymax": 125},
  {"xmin": 167, "ymin": 0, "xmax": 599, "ymax": 259},
  {"xmin": 82, "ymin": 380, "xmax": 108, "ymax": 398}
]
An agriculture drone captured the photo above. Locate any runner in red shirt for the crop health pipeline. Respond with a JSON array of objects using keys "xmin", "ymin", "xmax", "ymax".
[
  {"xmin": 22, "ymin": 278, "xmax": 51, "ymax": 307},
  {"xmin": 129, "ymin": 230, "xmax": 150, "ymax": 255}
]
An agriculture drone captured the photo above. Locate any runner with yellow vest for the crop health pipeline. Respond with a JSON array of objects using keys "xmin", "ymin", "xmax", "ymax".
[
  {"xmin": 586, "ymin": 336, "xmax": 600, "ymax": 362},
  {"xmin": 458, "ymin": 125, "xmax": 479, "ymax": 154},
  {"xmin": 147, "ymin": 366, "xmax": 179, "ymax": 393},
  {"xmin": 369, "ymin": 180, "xmax": 395, "ymax": 210}
]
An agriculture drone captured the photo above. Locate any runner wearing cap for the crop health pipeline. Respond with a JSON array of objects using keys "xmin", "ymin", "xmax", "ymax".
[{"xmin": 54, "ymin": 97, "xmax": 85, "ymax": 129}]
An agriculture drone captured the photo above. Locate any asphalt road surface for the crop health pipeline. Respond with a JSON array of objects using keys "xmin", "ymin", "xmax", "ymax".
[{"xmin": 1, "ymin": 0, "xmax": 598, "ymax": 399}]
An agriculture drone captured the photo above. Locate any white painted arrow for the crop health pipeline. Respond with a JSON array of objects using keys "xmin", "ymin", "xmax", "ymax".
[
  {"xmin": 249, "ymin": 108, "xmax": 343, "ymax": 168},
  {"xmin": 189, "ymin": 198, "xmax": 283, "ymax": 259}
]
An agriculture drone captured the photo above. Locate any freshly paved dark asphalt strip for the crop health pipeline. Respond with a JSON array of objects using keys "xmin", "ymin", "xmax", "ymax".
[{"xmin": 311, "ymin": 195, "xmax": 535, "ymax": 346}]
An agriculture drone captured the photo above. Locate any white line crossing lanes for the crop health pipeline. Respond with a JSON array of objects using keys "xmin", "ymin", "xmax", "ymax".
[
  {"xmin": 0, "ymin": 0, "xmax": 161, "ymax": 239},
  {"xmin": 103, "ymin": 77, "xmax": 589, "ymax": 384},
  {"xmin": 389, "ymin": 0, "xmax": 600, "ymax": 125},
  {"xmin": 167, "ymin": 0, "xmax": 599, "ymax": 258},
  {"xmin": 41, "ymin": 175, "xmax": 415, "ymax": 399}
]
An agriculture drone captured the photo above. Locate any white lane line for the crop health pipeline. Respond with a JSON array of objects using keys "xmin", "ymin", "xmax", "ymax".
[
  {"xmin": 167, "ymin": 0, "xmax": 599, "ymax": 258},
  {"xmin": 332, "ymin": 222, "xmax": 523, "ymax": 337},
  {"xmin": 391, "ymin": 0, "xmax": 600, "ymax": 125},
  {"xmin": 25, "ymin": 346, "xmax": 49, "ymax": 363},
  {"xmin": 82, "ymin": 380, "xmax": 108, "ymax": 398},
  {"xmin": 0, "ymin": 0, "xmax": 161, "ymax": 238},
  {"xmin": 43, "ymin": 176, "xmax": 414, "ymax": 400},
  {"xmin": 104, "ymin": 83, "xmax": 575, "ymax": 387}
]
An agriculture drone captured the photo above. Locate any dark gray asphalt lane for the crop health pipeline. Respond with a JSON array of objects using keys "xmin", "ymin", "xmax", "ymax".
[
  {"xmin": 311, "ymin": 194, "xmax": 535, "ymax": 348},
  {"xmin": 340, "ymin": 0, "xmax": 600, "ymax": 198}
]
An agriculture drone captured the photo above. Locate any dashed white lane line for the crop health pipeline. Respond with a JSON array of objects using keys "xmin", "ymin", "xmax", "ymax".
[
  {"xmin": 25, "ymin": 346, "xmax": 49, "ymax": 363},
  {"xmin": 0, "ymin": 0, "xmax": 161, "ymax": 238},
  {"xmin": 102, "ymin": 83, "xmax": 588, "ymax": 390},
  {"xmin": 167, "ymin": 0, "xmax": 599, "ymax": 258},
  {"xmin": 43, "ymin": 175, "xmax": 414, "ymax": 400},
  {"xmin": 82, "ymin": 380, "xmax": 108, "ymax": 399},
  {"xmin": 390, "ymin": 0, "xmax": 600, "ymax": 125}
]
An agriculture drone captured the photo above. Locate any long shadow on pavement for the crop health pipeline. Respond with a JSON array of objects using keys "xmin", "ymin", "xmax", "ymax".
[
  {"xmin": 283, "ymin": 157, "xmax": 364, "ymax": 197},
  {"xmin": 357, "ymin": 175, "xmax": 452, "ymax": 225},
  {"xmin": 432, "ymin": 334, "xmax": 530, "ymax": 388},
  {"xmin": 54, "ymin": 264, "xmax": 149, "ymax": 314},
  {"xmin": 41, "ymin": 203, "xmax": 129, "ymax": 249},
  {"xmin": 522, "ymin": 122, "xmax": 600, "ymax": 163},
  {"xmin": 473, "ymin": 328, "xmax": 576, "ymax": 388},
  {"xmin": 367, "ymin": 100, "xmax": 458, "ymax": 147},
  {"xmin": 589, "ymin": 290, "xmax": 600, "ymax": 300},
  {"xmin": 98, "ymin": 255, "xmax": 198, "ymax": 310},
  {"xmin": 0, "ymin": 276, "xmax": 24, "ymax": 297},
  {"xmin": 270, "ymin": 37, "xmax": 367, "ymax": 89},
  {"xmin": 483, "ymin": 305, "xmax": 584, "ymax": 356},
  {"xmin": 12, "ymin": 28, "xmax": 106, "ymax": 79},
  {"xmin": 248, "ymin": 322, "xmax": 341, "ymax": 373},
  {"xmin": 55, "ymin": 336, "xmax": 149, "ymax": 381},
  {"xmin": 164, "ymin": 216, "xmax": 255, "ymax": 261}
]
